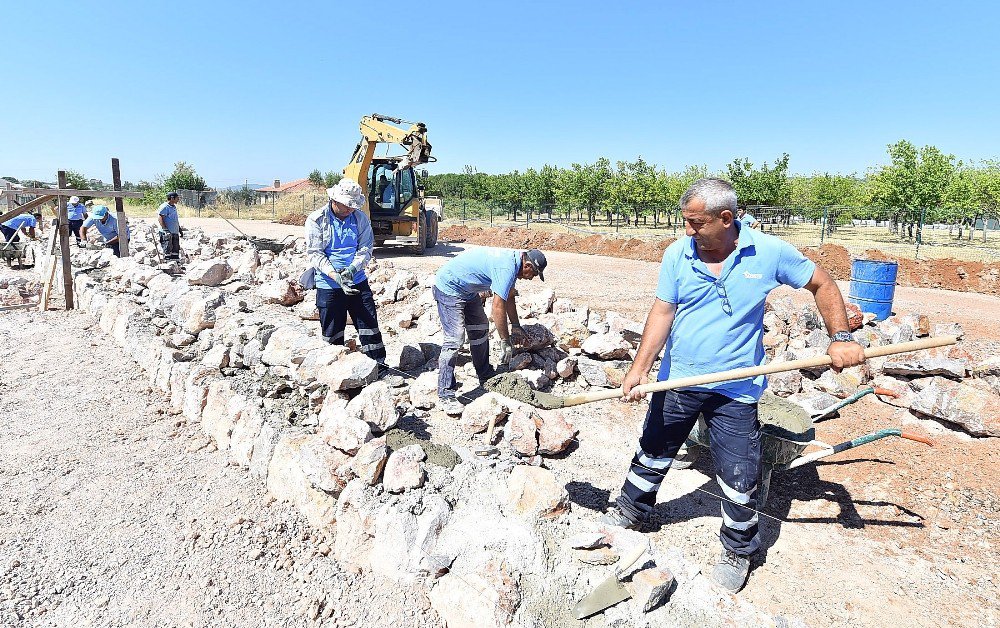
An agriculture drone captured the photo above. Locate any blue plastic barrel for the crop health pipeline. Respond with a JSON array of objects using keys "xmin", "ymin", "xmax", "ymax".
[{"xmin": 848, "ymin": 259, "xmax": 898, "ymax": 321}]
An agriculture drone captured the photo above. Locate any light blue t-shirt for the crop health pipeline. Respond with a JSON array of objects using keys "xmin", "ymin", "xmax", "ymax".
[
  {"xmin": 655, "ymin": 224, "xmax": 816, "ymax": 403},
  {"xmin": 67, "ymin": 202, "xmax": 86, "ymax": 221},
  {"xmin": 435, "ymin": 247, "xmax": 520, "ymax": 301},
  {"xmin": 2, "ymin": 214, "xmax": 37, "ymax": 230},
  {"xmin": 315, "ymin": 208, "xmax": 367, "ymax": 290},
  {"xmin": 158, "ymin": 202, "xmax": 180, "ymax": 234},
  {"xmin": 382, "ymin": 183, "xmax": 395, "ymax": 204},
  {"xmin": 741, "ymin": 213, "xmax": 759, "ymax": 227},
  {"xmin": 83, "ymin": 212, "xmax": 126, "ymax": 242}
]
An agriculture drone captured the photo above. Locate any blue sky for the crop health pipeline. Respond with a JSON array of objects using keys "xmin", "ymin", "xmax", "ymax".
[{"xmin": 2, "ymin": 1, "xmax": 998, "ymax": 187}]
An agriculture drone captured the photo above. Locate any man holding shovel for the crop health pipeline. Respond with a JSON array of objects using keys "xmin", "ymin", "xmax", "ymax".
[
  {"xmin": 433, "ymin": 247, "xmax": 547, "ymax": 416},
  {"xmin": 603, "ymin": 178, "xmax": 865, "ymax": 593}
]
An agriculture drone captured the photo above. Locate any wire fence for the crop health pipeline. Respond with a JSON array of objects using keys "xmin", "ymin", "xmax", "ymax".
[{"xmin": 444, "ymin": 199, "xmax": 1000, "ymax": 263}]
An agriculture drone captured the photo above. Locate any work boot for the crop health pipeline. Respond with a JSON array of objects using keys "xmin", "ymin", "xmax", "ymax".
[
  {"xmin": 711, "ymin": 549, "xmax": 751, "ymax": 593},
  {"xmin": 438, "ymin": 397, "xmax": 465, "ymax": 416},
  {"xmin": 598, "ymin": 505, "xmax": 641, "ymax": 530}
]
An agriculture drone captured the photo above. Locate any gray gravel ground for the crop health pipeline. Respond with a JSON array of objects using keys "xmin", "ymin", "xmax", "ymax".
[{"xmin": 0, "ymin": 309, "xmax": 439, "ymax": 628}]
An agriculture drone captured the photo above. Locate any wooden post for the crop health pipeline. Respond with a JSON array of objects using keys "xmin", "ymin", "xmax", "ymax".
[
  {"xmin": 57, "ymin": 170, "xmax": 74, "ymax": 310},
  {"xmin": 39, "ymin": 219, "xmax": 59, "ymax": 311},
  {"xmin": 112, "ymin": 158, "xmax": 130, "ymax": 257}
]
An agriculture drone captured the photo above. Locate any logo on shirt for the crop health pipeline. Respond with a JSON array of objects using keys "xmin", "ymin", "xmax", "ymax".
[{"xmin": 743, "ymin": 271, "xmax": 762, "ymax": 280}]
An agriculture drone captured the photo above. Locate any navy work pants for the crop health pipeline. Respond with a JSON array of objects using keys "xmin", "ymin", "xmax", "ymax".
[
  {"xmin": 433, "ymin": 286, "xmax": 491, "ymax": 399},
  {"xmin": 316, "ymin": 281, "xmax": 386, "ymax": 368},
  {"xmin": 69, "ymin": 219, "xmax": 84, "ymax": 243},
  {"xmin": 616, "ymin": 389, "xmax": 762, "ymax": 556}
]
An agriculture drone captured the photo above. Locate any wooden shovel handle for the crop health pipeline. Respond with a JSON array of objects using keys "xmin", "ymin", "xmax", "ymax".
[{"xmin": 561, "ymin": 335, "xmax": 958, "ymax": 407}]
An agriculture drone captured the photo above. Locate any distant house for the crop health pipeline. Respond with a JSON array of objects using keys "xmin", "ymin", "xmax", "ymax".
[{"xmin": 256, "ymin": 178, "xmax": 323, "ymax": 204}]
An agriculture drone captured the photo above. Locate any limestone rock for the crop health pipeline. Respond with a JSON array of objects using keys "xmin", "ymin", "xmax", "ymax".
[
  {"xmin": 261, "ymin": 325, "xmax": 309, "ymax": 367},
  {"xmin": 259, "ymin": 278, "xmax": 305, "ymax": 306},
  {"xmin": 172, "ymin": 289, "xmax": 225, "ymax": 334},
  {"xmin": 882, "ymin": 347, "xmax": 969, "ymax": 379},
  {"xmin": 556, "ymin": 356, "xmax": 577, "ymax": 379},
  {"xmin": 506, "ymin": 407, "xmax": 538, "ymax": 456},
  {"xmin": 408, "ymin": 371, "xmax": 439, "ymax": 410},
  {"xmin": 229, "ymin": 404, "xmax": 265, "ymax": 467},
  {"xmin": 577, "ymin": 356, "xmax": 630, "ymax": 388},
  {"xmin": 383, "ymin": 444, "xmax": 427, "ymax": 493},
  {"xmin": 316, "ymin": 352, "xmax": 378, "ymax": 390},
  {"xmin": 351, "ymin": 437, "xmax": 389, "ymax": 485},
  {"xmin": 460, "ymin": 392, "xmax": 509, "ymax": 434},
  {"xmin": 845, "ymin": 302, "xmax": 864, "ymax": 331},
  {"xmin": 582, "ymin": 331, "xmax": 632, "ymax": 360},
  {"xmin": 872, "ymin": 374, "xmax": 916, "ymax": 409},
  {"xmin": 501, "ymin": 465, "xmax": 569, "ymax": 519},
  {"xmin": 626, "ymin": 567, "xmax": 675, "ymax": 613},
  {"xmin": 606, "ymin": 311, "xmax": 644, "ymax": 345},
  {"xmin": 187, "ymin": 258, "xmax": 233, "ymax": 286},
  {"xmin": 536, "ymin": 409, "xmax": 577, "ymax": 455},
  {"xmin": 201, "ymin": 380, "xmax": 247, "ymax": 450},
  {"xmin": 573, "ymin": 547, "xmax": 619, "ymax": 565},
  {"xmin": 346, "ymin": 381, "xmax": 398, "ymax": 433},
  {"xmin": 909, "ymin": 376, "xmax": 1000, "ymax": 437},
  {"xmin": 321, "ymin": 414, "xmax": 373, "ymax": 455},
  {"xmin": 932, "ymin": 322, "xmax": 964, "ymax": 340},
  {"xmin": 519, "ymin": 288, "xmax": 555, "ymax": 317},
  {"xmin": 565, "ymin": 531, "xmax": 608, "ymax": 550},
  {"xmin": 767, "ymin": 367, "xmax": 801, "ymax": 397},
  {"xmin": 266, "ymin": 431, "xmax": 342, "ymax": 528},
  {"xmin": 428, "ymin": 560, "xmax": 521, "ymax": 628}
]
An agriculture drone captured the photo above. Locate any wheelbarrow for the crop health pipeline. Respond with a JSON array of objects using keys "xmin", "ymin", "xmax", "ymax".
[
  {"xmin": 0, "ymin": 238, "xmax": 34, "ymax": 269},
  {"xmin": 685, "ymin": 391, "xmax": 932, "ymax": 506}
]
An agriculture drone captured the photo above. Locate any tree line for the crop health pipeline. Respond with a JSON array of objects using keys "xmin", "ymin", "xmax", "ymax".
[{"xmin": 422, "ymin": 140, "xmax": 1000, "ymax": 228}]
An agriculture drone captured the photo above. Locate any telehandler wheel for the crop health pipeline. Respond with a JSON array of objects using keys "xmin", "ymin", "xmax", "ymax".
[
  {"xmin": 414, "ymin": 210, "xmax": 427, "ymax": 255},
  {"xmin": 426, "ymin": 212, "xmax": 439, "ymax": 249}
]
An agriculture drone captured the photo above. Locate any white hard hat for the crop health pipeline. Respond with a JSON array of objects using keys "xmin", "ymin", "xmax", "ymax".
[
  {"xmin": 327, "ymin": 178, "xmax": 365, "ymax": 210},
  {"xmin": 69, "ymin": 196, "xmax": 80, "ymax": 204}
]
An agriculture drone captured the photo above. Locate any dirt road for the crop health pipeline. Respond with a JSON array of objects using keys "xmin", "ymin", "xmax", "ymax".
[{"xmin": 0, "ymin": 310, "xmax": 436, "ymax": 627}]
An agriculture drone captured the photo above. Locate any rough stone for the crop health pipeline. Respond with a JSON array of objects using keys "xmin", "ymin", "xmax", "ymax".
[
  {"xmin": 536, "ymin": 409, "xmax": 577, "ymax": 455},
  {"xmin": 229, "ymin": 404, "xmax": 265, "ymax": 467},
  {"xmin": 259, "ymin": 279, "xmax": 305, "ymax": 306},
  {"xmin": 845, "ymin": 302, "xmax": 864, "ymax": 331},
  {"xmin": 517, "ymin": 323, "xmax": 555, "ymax": 352},
  {"xmin": 460, "ymin": 392, "xmax": 509, "ymax": 434},
  {"xmin": 408, "ymin": 371, "xmax": 439, "ymax": 410},
  {"xmin": 506, "ymin": 407, "xmax": 538, "ymax": 456},
  {"xmin": 383, "ymin": 444, "xmax": 427, "ymax": 493},
  {"xmin": 346, "ymin": 381, "xmax": 398, "ymax": 433},
  {"xmin": 932, "ymin": 322, "xmax": 964, "ymax": 340},
  {"xmin": 351, "ymin": 437, "xmax": 389, "ymax": 485},
  {"xmin": 582, "ymin": 331, "xmax": 632, "ymax": 360},
  {"xmin": 173, "ymin": 289, "xmax": 225, "ymax": 334},
  {"xmin": 556, "ymin": 356, "xmax": 577, "ymax": 379},
  {"xmin": 201, "ymin": 380, "xmax": 247, "ymax": 450},
  {"xmin": 321, "ymin": 414, "xmax": 374, "ymax": 455},
  {"xmin": 261, "ymin": 325, "xmax": 309, "ymax": 367},
  {"xmin": 882, "ymin": 347, "xmax": 969, "ymax": 379},
  {"xmin": 573, "ymin": 547, "xmax": 619, "ymax": 565},
  {"xmin": 519, "ymin": 288, "xmax": 555, "ymax": 317},
  {"xmin": 577, "ymin": 356, "xmax": 630, "ymax": 388},
  {"xmin": 428, "ymin": 560, "xmax": 521, "ymax": 628},
  {"xmin": 501, "ymin": 465, "xmax": 569, "ymax": 519},
  {"xmin": 266, "ymin": 432, "xmax": 341, "ymax": 528},
  {"xmin": 316, "ymin": 352, "xmax": 378, "ymax": 390},
  {"xmin": 186, "ymin": 258, "xmax": 233, "ymax": 287},
  {"xmin": 626, "ymin": 567, "xmax": 675, "ymax": 613},
  {"xmin": 909, "ymin": 376, "xmax": 1000, "ymax": 437}
]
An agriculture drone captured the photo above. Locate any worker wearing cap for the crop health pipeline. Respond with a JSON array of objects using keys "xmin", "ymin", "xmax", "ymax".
[
  {"xmin": 304, "ymin": 178, "xmax": 389, "ymax": 375},
  {"xmin": 158, "ymin": 192, "xmax": 182, "ymax": 260},
  {"xmin": 602, "ymin": 178, "xmax": 865, "ymax": 594},
  {"xmin": 66, "ymin": 195, "xmax": 87, "ymax": 246},
  {"xmin": 432, "ymin": 247, "xmax": 547, "ymax": 415},
  {"xmin": 81, "ymin": 205, "xmax": 128, "ymax": 257},
  {"xmin": 1, "ymin": 211, "xmax": 43, "ymax": 243}
]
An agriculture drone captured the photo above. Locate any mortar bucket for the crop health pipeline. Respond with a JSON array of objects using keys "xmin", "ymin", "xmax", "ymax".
[{"xmin": 849, "ymin": 259, "xmax": 898, "ymax": 321}]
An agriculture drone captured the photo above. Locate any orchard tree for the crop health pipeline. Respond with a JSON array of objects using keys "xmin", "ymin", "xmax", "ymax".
[
  {"xmin": 163, "ymin": 161, "xmax": 207, "ymax": 192},
  {"xmin": 726, "ymin": 153, "xmax": 791, "ymax": 206}
]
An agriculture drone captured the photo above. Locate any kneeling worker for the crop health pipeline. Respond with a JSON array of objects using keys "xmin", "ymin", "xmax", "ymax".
[
  {"xmin": 81, "ymin": 205, "xmax": 128, "ymax": 256},
  {"xmin": 433, "ymin": 247, "xmax": 548, "ymax": 415}
]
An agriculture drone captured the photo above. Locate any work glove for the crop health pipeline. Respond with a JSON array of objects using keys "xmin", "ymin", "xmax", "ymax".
[{"xmin": 500, "ymin": 339, "xmax": 514, "ymax": 365}]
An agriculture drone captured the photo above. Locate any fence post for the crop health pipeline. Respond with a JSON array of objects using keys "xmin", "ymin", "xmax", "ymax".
[
  {"xmin": 272, "ymin": 195, "xmax": 275, "ymax": 219},
  {"xmin": 489, "ymin": 203, "xmax": 493, "ymax": 226},
  {"xmin": 915, "ymin": 206, "xmax": 927, "ymax": 259},
  {"xmin": 820, "ymin": 207, "xmax": 828, "ymax": 245}
]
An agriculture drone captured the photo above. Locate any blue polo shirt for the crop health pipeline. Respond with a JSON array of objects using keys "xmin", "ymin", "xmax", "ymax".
[
  {"xmin": 2, "ymin": 214, "xmax": 37, "ymax": 230},
  {"xmin": 435, "ymin": 247, "xmax": 520, "ymax": 301},
  {"xmin": 315, "ymin": 208, "xmax": 367, "ymax": 289},
  {"xmin": 158, "ymin": 202, "xmax": 180, "ymax": 234},
  {"xmin": 83, "ymin": 212, "xmax": 126, "ymax": 242},
  {"xmin": 655, "ymin": 223, "xmax": 816, "ymax": 403},
  {"xmin": 67, "ymin": 202, "xmax": 86, "ymax": 220},
  {"xmin": 742, "ymin": 212, "xmax": 759, "ymax": 227}
]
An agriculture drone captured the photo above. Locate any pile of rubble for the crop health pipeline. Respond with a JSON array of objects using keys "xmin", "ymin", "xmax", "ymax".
[
  {"xmin": 67, "ymin": 221, "xmax": 995, "ymax": 626},
  {"xmin": 0, "ymin": 267, "xmax": 42, "ymax": 306}
]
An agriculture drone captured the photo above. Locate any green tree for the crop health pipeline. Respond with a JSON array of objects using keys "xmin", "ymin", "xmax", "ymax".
[
  {"xmin": 607, "ymin": 157, "xmax": 660, "ymax": 225},
  {"xmin": 868, "ymin": 140, "xmax": 957, "ymax": 238},
  {"xmin": 726, "ymin": 153, "xmax": 791, "ymax": 206},
  {"xmin": 1, "ymin": 176, "xmax": 19, "ymax": 184},
  {"xmin": 163, "ymin": 161, "xmax": 207, "ymax": 192},
  {"xmin": 323, "ymin": 171, "xmax": 342, "ymax": 188},
  {"xmin": 308, "ymin": 169, "xmax": 324, "ymax": 187}
]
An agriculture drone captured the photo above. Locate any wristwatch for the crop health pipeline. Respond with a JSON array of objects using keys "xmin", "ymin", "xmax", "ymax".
[{"xmin": 830, "ymin": 330, "xmax": 856, "ymax": 343}]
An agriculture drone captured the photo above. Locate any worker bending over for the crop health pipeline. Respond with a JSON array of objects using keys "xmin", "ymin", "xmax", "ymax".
[
  {"xmin": 603, "ymin": 178, "xmax": 865, "ymax": 593},
  {"xmin": 432, "ymin": 247, "xmax": 547, "ymax": 415},
  {"xmin": 304, "ymin": 178, "xmax": 393, "ymax": 381},
  {"xmin": 82, "ymin": 205, "xmax": 128, "ymax": 257},
  {"xmin": 1, "ymin": 211, "xmax": 42, "ymax": 243}
]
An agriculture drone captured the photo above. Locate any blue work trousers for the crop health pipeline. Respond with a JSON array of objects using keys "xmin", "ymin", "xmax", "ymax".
[
  {"xmin": 433, "ymin": 286, "xmax": 491, "ymax": 399},
  {"xmin": 316, "ymin": 281, "xmax": 386, "ymax": 368},
  {"xmin": 617, "ymin": 389, "xmax": 762, "ymax": 555}
]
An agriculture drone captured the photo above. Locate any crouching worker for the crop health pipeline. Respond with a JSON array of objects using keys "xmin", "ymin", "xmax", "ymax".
[
  {"xmin": 304, "ymin": 178, "xmax": 394, "ymax": 382},
  {"xmin": 432, "ymin": 247, "xmax": 547, "ymax": 415},
  {"xmin": 1, "ymin": 211, "xmax": 42, "ymax": 243},
  {"xmin": 81, "ymin": 205, "xmax": 128, "ymax": 256}
]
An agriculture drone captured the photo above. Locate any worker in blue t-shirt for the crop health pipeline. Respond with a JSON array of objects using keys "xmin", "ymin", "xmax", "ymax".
[
  {"xmin": 66, "ymin": 195, "xmax": 87, "ymax": 246},
  {"xmin": 1, "ymin": 211, "xmax": 42, "ymax": 243},
  {"xmin": 158, "ymin": 192, "xmax": 182, "ymax": 260},
  {"xmin": 602, "ymin": 178, "xmax": 865, "ymax": 594},
  {"xmin": 432, "ymin": 246, "xmax": 547, "ymax": 415},
  {"xmin": 82, "ymin": 205, "xmax": 128, "ymax": 257}
]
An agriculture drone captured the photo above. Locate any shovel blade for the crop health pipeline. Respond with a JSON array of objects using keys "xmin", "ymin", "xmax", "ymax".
[{"xmin": 572, "ymin": 575, "xmax": 631, "ymax": 619}]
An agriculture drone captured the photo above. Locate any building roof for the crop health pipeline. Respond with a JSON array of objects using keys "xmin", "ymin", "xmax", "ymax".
[{"xmin": 256, "ymin": 178, "xmax": 315, "ymax": 193}]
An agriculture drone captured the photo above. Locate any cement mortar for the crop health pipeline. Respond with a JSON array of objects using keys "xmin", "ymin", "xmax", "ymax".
[
  {"xmin": 386, "ymin": 429, "xmax": 462, "ymax": 470},
  {"xmin": 484, "ymin": 372, "xmax": 564, "ymax": 409}
]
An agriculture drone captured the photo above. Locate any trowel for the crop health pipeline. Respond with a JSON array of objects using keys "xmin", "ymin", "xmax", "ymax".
[{"xmin": 572, "ymin": 544, "xmax": 647, "ymax": 620}]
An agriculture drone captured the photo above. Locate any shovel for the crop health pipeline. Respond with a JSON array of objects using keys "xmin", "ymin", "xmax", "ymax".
[
  {"xmin": 487, "ymin": 336, "xmax": 957, "ymax": 410},
  {"xmin": 572, "ymin": 543, "xmax": 648, "ymax": 620}
]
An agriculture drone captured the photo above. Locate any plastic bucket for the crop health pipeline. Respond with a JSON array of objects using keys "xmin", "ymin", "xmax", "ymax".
[{"xmin": 849, "ymin": 259, "xmax": 898, "ymax": 321}]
